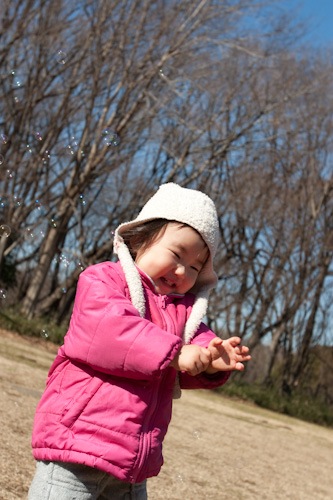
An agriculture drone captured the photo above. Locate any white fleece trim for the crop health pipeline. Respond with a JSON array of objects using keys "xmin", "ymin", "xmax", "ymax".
[
  {"xmin": 183, "ymin": 292, "xmax": 209, "ymax": 344},
  {"xmin": 116, "ymin": 242, "xmax": 146, "ymax": 318}
]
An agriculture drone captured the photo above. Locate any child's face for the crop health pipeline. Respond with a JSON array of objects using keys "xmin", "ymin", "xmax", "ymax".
[{"xmin": 135, "ymin": 223, "xmax": 209, "ymax": 295}]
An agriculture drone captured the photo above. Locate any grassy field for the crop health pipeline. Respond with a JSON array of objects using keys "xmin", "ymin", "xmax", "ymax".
[{"xmin": 0, "ymin": 327, "xmax": 332, "ymax": 499}]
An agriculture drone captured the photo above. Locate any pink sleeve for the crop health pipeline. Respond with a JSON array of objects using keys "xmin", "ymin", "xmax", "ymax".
[{"xmin": 63, "ymin": 263, "xmax": 182, "ymax": 380}]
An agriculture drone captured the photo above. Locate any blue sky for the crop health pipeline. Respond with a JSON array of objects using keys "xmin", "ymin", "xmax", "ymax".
[{"xmin": 287, "ymin": 0, "xmax": 333, "ymax": 46}]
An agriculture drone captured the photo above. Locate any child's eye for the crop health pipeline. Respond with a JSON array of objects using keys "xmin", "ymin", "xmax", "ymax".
[
  {"xmin": 191, "ymin": 266, "xmax": 199, "ymax": 273},
  {"xmin": 172, "ymin": 251, "xmax": 180, "ymax": 259}
]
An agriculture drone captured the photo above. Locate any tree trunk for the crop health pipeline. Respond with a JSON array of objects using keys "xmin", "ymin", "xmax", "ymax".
[{"xmin": 20, "ymin": 205, "xmax": 72, "ymax": 318}]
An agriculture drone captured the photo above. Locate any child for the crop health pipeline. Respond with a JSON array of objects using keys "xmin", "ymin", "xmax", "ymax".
[{"xmin": 28, "ymin": 183, "xmax": 251, "ymax": 500}]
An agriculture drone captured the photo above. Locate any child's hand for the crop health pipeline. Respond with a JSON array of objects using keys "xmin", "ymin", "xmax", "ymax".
[
  {"xmin": 170, "ymin": 344, "xmax": 212, "ymax": 376},
  {"xmin": 205, "ymin": 336, "xmax": 251, "ymax": 374}
]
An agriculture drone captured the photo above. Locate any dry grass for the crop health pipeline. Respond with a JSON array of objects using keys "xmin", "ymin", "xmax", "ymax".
[{"xmin": 0, "ymin": 328, "xmax": 332, "ymax": 500}]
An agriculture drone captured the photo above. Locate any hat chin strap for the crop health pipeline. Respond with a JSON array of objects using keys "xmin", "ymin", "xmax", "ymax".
[
  {"xmin": 116, "ymin": 241, "xmax": 146, "ymax": 318},
  {"xmin": 183, "ymin": 292, "xmax": 209, "ymax": 344}
]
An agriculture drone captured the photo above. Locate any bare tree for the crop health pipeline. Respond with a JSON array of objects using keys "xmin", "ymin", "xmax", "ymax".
[
  {"xmin": 204, "ymin": 49, "xmax": 333, "ymax": 394},
  {"xmin": 1, "ymin": 0, "xmax": 278, "ymax": 316}
]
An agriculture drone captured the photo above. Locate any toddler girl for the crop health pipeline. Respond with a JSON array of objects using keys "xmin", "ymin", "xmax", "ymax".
[{"xmin": 28, "ymin": 183, "xmax": 251, "ymax": 499}]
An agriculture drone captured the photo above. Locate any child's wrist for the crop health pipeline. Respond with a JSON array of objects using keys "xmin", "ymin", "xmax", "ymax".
[
  {"xmin": 205, "ymin": 366, "xmax": 218, "ymax": 375},
  {"xmin": 169, "ymin": 351, "xmax": 180, "ymax": 370}
]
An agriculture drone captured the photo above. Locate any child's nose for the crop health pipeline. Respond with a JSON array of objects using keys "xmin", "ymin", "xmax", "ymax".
[{"xmin": 175, "ymin": 264, "xmax": 186, "ymax": 277}]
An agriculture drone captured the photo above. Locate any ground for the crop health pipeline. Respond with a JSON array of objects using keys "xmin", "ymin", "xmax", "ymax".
[{"xmin": 0, "ymin": 328, "xmax": 332, "ymax": 500}]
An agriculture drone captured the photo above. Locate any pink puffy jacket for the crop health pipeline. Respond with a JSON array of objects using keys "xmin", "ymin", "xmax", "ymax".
[{"xmin": 31, "ymin": 261, "xmax": 230, "ymax": 483}]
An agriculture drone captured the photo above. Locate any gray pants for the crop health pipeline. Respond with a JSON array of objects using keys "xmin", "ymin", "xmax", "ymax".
[{"xmin": 28, "ymin": 461, "xmax": 148, "ymax": 500}]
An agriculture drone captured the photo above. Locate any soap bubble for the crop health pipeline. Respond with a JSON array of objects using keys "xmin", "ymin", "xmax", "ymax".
[
  {"xmin": 34, "ymin": 200, "xmax": 47, "ymax": 218},
  {"xmin": 0, "ymin": 195, "xmax": 8, "ymax": 208},
  {"xmin": 33, "ymin": 131, "xmax": 43, "ymax": 142},
  {"xmin": 24, "ymin": 225, "xmax": 46, "ymax": 244},
  {"xmin": 24, "ymin": 227, "xmax": 35, "ymax": 240},
  {"xmin": 193, "ymin": 430, "xmax": 201, "ymax": 440},
  {"xmin": 0, "ymin": 196, "xmax": 8, "ymax": 208},
  {"xmin": 40, "ymin": 329, "xmax": 49, "ymax": 339},
  {"xmin": 13, "ymin": 195, "xmax": 21, "ymax": 206},
  {"xmin": 35, "ymin": 199, "xmax": 43, "ymax": 211},
  {"xmin": 0, "ymin": 154, "xmax": 4, "ymax": 165},
  {"xmin": 48, "ymin": 217, "xmax": 57, "ymax": 228},
  {"xmin": 56, "ymin": 50, "xmax": 67, "ymax": 64},
  {"xmin": 0, "ymin": 289, "xmax": 7, "ymax": 299},
  {"xmin": 0, "ymin": 224, "xmax": 11, "ymax": 238},
  {"xmin": 66, "ymin": 144, "xmax": 75, "ymax": 156},
  {"xmin": 58, "ymin": 253, "xmax": 70, "ymax": 268},
  {"xmin": 78, "ymin": 194, "xmax": 86, "ymax": 206},
  {"xmin": 11, "ymin": 71, "xmax": 22, "ymax": 88},
  {"xmin": 0, "ymin": 134, "xmax": 8, "ymax": 144},
  {"xmin": 102, "ymin": 129, "xmax": 120, "ymax": 147},
  {"xmin": 11, "ymin": 71, "xmax": 24, "ymax": 103},
  {"xmin": 41, "ymin": 150, "xmax": 51, "ymax": 164},
  {"xmin": 76, "ymin": 260, "xmax": 85, "ymax": 272},
  {"xmin": 173, "ymin": 472, "xmax": 186, "ymax": 493},
  {"xmin": 158, "ymin": 65, "xmax": 179, "ymax": 80},
  {"xmin": 65, "ymin": 136, "xmax": 82, "ymax": 157}
]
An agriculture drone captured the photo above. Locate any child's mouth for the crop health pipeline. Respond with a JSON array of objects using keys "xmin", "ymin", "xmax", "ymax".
[{"xmin": 161, "ymin": 277, "xmax": 175, "ymax": 288}]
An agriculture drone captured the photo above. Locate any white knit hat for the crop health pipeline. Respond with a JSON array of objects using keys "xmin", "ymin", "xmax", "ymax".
[{"xmin": 113, "ymin": 183, "xmax": 219, "ymax": 344}]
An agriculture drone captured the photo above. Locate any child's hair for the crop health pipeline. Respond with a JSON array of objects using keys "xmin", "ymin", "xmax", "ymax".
[
  {"xmin": 121, "ymin": 218, "xmax": 209, "ymax": 262},
  {"xmin": 121, "ymin": 219, "xmax": 169, "ymax": 259}
]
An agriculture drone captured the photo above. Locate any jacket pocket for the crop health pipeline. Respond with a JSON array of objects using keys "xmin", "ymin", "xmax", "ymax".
[{"xmin": 61, "ymin": 376, "xmax": 103, "ymax": 428}]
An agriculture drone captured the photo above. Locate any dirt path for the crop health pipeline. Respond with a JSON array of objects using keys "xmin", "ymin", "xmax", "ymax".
[{"xmin": 0, "ymin": 328, "xmax": 332, "ymax": 500}]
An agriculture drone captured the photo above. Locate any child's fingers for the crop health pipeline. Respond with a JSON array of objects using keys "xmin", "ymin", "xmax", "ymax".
[
  {"xmin": 237, "ymin": 351, "xmax": 251, "ymax": 362},
  {"xmin": 208, "ymin": 337, "xmax": 223, "ymax": 350},
  {"xmin": 235, "ymin": 345, "xmax": 250, "ymax": 355},
  {"xmin": 188, "ymin": 350, "xmax": 211, "ymax": 376},
  {"xmin": 201, "ymin": 347, "xmax": 212, "ymax": 363},
  {"xmin": 228, "ymin": 336, "xmax": 242, "ymax": 345}
]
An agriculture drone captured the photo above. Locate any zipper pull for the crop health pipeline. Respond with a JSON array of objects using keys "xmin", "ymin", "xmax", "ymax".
[{"xmin": 158, "ymin": 295, "xmax": 166, "ymax": 309}]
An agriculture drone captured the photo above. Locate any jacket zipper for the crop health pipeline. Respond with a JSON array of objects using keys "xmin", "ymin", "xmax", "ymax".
[{"xmin": 133, "ymin": 292, "xmax": 177, "ymax": 481}]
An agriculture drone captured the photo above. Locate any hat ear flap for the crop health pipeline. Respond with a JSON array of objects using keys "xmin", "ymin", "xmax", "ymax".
[
  {"xmin": 183, "ymin": 291, "xmax": 209, "ymax": 344},
  {"xmin": 116, "ymin": 239, "xmax": 146, "ymax": 318}
]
